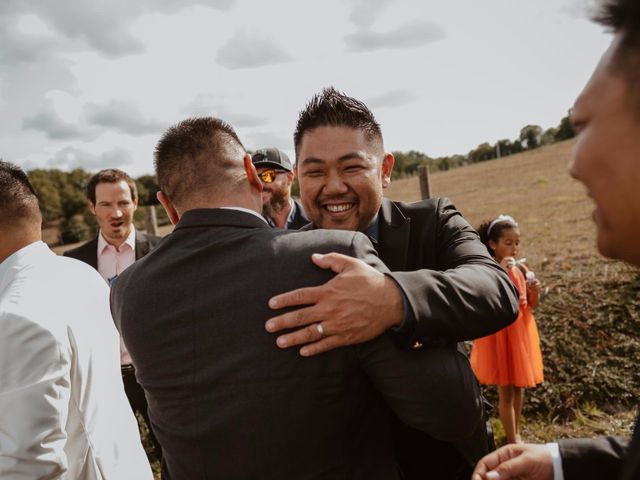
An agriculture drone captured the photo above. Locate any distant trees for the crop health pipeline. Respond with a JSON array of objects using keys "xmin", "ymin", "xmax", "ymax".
[
  {"xmin": 390, "ymin": 112, "xmax": 575, "ymax": 180},
  {"xmin": 519, "ymin": 125, "xmax": 543, "ymax": 150}
]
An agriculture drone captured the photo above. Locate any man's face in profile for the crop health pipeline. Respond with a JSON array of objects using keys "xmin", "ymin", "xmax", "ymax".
[
  {"xmin": 569, "ymin": 35, "xmax": 640, "ymax": 266},
  {"xmin": 89, "ymin": 180, "xmax": 137, "ymax": 246},
  {"xmin": 296, "ymin": 125, "xmax": 394, "ymax": 232}
]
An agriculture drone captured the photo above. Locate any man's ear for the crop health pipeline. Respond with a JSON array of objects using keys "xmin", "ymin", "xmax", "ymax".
[
  {"xmin": 286, "ymin": 171, "xmax": 295, "ymax": 184},
  {"xmin": 381, "ymin": 152, "xmax": 395, "ymax": 189},
  {"xmin": 88, "ymin": 201, "xmax": 96, "ymax": 215},
  {"xmin": 244, "ymin": 153, "xmax": 263, "ymax": 193},
  {"xmin": 157, "ymin": 191, "xmax": 180, "ymax": 225}
]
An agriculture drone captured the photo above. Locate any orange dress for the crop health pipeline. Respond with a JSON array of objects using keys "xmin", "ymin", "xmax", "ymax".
[{"xmin": 470, "ymin": 265, "xmax": 544, "ymax": 387}]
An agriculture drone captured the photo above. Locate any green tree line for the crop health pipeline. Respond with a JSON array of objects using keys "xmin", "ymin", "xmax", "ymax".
[{"xmin": 392, "ymin": 113, "xmax": 574, "ymax": 179}]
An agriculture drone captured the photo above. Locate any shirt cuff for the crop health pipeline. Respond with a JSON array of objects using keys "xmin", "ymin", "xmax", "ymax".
[{"xmin": 546, "ymin": 443, "xmax": 564, "ymax": 480}]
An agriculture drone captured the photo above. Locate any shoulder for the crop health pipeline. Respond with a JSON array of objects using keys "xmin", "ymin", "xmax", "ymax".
[
  {"xmin": 273, "ymin": 228, "xmax": 362, "ymax": 254},
  {"xmin": 387, "ymin": 197, "xmax": 455, "ymax": 216},
  {"xmin": 62, "ymin": 237, "xmax": 97, "ymax": 259},
  {"xmin": 137, "ymin": 231, "xmax": 162, "ymax": 246}
]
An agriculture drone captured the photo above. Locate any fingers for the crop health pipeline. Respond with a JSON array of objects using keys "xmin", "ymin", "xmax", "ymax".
[
  {"xmin": 300, "ymin": 336, "xmax": 343, "ymax": 357},
  {"xmin": 311, "ymin": 252, "xmax": 361, "ymax": 274},
  {"xmin": 274, "ymin": 321, "xmax": 325, "ymax": 349},
  {"xmin": 473, "ymin": 444, "xmax": 553, "ymax": 480},
  {"xmin": 268, "ymin": 284, "xmax": 323, "ymax": 310}
]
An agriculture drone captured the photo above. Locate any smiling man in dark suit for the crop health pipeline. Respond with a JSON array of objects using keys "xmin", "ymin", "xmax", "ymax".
[
  {"xmin": 264, "ymin": 87, "xmax": 519, "ymax": 479},
  {"xmin": 110, "ymin": 116, "xmax": 484, "ymax": 479},
  {"xmin": 472, "ymin": 1, "xmax": 640, "ymax": 479},
  {"xmin": 63, "ymin": 168, "xmax": 162, "ymax": 457}
]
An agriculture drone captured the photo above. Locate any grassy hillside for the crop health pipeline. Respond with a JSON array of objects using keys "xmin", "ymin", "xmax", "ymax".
[{"xmin": 387, "ymin": 140, "xmax": 640, "ymax": 420}]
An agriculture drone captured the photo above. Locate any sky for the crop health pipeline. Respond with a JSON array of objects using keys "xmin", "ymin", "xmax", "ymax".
[{"xmin": 0, "ymin": 0, "xmax": 612, "ymax": 176}]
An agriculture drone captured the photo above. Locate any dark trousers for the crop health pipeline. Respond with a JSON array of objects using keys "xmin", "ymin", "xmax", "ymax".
[{"xmin": 122, "ymin": 365, "xmax": 162, "ymax": 459}]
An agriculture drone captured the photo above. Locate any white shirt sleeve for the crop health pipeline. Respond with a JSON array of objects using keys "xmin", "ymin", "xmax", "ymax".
[
  {"xmin": 546, "ymin": 442, "xmax": 565, "ymax": 480},
  {"xmin": 0, "ymin": 312, "xmax": 71, "ymax": 479}
]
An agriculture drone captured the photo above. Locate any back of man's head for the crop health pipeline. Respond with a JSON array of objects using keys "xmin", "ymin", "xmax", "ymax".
[
  {"xmin": 154, "ymin": 117, "xmax": 247, "ymax": 210},
  {"xmin": 294, "ymin": 87, "xmax": 384, "ymax": 156},
  {"xmin": 0, "ymin": 160, "xmax": 41, "ymax": 231},
  {"xmin": 86, "ymin": 168, "xmax": 138, "ymax": 205},
  {"xmin": 596, "ymin": 0, "xmax": 640, "ymax": 109}
]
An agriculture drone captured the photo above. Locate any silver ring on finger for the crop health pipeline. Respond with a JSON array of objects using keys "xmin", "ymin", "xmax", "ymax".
[{"xmin": 315, "ymin": 322, "xmax": 324, "ymax": 337}]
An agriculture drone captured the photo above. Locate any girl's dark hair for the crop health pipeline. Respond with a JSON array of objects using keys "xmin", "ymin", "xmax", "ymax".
[{"xmin": 477, "ymin": 215, "xmax": 518, "ymax": 256}]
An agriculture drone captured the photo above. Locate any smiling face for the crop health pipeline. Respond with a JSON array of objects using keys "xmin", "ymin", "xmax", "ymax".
[
  {"xmin": 569, "ymin": 35, "xmax": 640, "ymax": 266},
  {"xmin": 89, "ymin": 180, "xmax": 138, "ymax": 247},
  {"xmin": 296, "ymin": 126, "xmax": 394, "ymax": 232}
]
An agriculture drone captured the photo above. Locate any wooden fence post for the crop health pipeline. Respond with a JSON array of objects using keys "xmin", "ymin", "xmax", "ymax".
[
  {"xmin": 143, "ymin": 205, "xmax": 159, "ymax": 236},
  {"xmin": 418, "ymin": 164, "xmax": 431, "ymax": 200}
]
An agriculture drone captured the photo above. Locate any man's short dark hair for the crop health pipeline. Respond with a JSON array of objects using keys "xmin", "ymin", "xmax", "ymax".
[
  {"xmin": 595, "ymin": 0, "xmax": 640, "ymax": 101},
  {"xmin": 294, "ymin": 87, "xmax": 383, "ymax": 156},
  {"xmin": 0, "ymin": 160, "xmax": 41, "ymax": 227},
  {"xmin": 86, "ymin": 169, "xmax": 138, "ymax": 205},
  {"xmin": 154, "ymin": 117, "xmax": 245, "ymax": 206}
]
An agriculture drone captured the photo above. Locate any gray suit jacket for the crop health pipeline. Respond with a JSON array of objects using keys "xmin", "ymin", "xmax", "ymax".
[
  {"xmin": 63, "ymin": 230, "xmax": 162, "ymax": 268},
  {"xmin": 110, "ymin": 208, "xmax": 483, "ymax": 480}
]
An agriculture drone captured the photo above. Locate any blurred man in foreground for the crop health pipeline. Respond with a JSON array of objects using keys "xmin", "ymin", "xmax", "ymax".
[{"xmin": 473, "ymin": 0, "xmax": 640, "ymax": 479}]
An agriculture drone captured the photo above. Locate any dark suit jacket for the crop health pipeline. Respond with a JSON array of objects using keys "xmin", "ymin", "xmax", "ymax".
[
  {"xmin": 303, "ymin": 197, "xmax": 519, "ymax": 479},
  {"xmin": 287, "ymin": 199, "xmax": 310, "ymax": 230},
  {"xmin": 377, "ymin": 198, "xmax": 518, "ymax": 344},
  {"xmin": 377, "ymin": 198, "xmax": 519, "ymax": 478},
  {"xmin": 559, "ymin": 412, "xmax": 639, "ymax": 480},
  {"xmin": 110, "ymin": 208, "xmax": 483, "ymax": 480},
  {"xmin": 63, "ymin": 230, "xmax": 162, "ymax": 268}
]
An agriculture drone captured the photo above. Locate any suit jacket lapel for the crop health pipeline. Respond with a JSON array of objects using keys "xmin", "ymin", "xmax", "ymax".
[
  {"xmin": 376, "ymin": 198, "xmax": 410, "ymax": 271},
  {"xmin": 85, "ymin": 236, "xmax": 99, "ymax": 270}
]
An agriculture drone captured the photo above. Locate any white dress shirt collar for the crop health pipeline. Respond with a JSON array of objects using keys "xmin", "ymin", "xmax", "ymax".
[{"xmin": 98, "ymin": 225, "xmax": 136, "ymax": 254}]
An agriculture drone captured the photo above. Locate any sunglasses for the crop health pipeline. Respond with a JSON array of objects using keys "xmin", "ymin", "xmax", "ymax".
[{"xmin": 258, "ymin": 168, "xmax": 287, "ymax": 183}]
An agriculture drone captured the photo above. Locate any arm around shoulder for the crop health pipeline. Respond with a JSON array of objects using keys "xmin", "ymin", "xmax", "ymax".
[{"xmin": 389, "ymin": 198, "xmax": 519, "ymax": 343}]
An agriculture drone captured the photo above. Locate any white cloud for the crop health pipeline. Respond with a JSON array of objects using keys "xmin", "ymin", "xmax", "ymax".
[
  {"xmin": 22, "ymin": 100, "xmax": 95, "ymax": 140},
  {"xmin": 216, "ymin": 31, "xmax": 293, "ymax": 69},
  {"xmin": 348, "ymin": 0, "xmax": 393, "ymax": 28},
  {"xmin": 367, "ymin": 89, "xmax": 419, "ymax": 109},
  {"xmin": 47, "ymin": 146, "xmax": 134, "ymax": 170},
  {"xmin": 84, "ymin": 100, "xmax": 167, "ymax": 136},
  {"xmin": 182, "ymin": 94, "xmax": 269, "ymax": 128},
  {"xmin": 345, "ymin": 20, "xmax": 446, "ymax": 52}
]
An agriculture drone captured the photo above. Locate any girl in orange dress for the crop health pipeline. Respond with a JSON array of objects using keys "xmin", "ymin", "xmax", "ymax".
[{"xmin": 470, "ymin": 214, "xmax": 543, "ymax": 444}]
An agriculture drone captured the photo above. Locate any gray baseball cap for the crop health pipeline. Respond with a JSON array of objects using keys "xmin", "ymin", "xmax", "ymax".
[{"xmin": 251, "ymin": 148, "xmax": 292, "ymax": 172}]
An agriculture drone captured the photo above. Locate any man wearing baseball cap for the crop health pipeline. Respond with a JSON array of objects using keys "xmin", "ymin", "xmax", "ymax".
[{"xmin": 252, "ymin": 147, "xmax": 309, "ymax": 229}]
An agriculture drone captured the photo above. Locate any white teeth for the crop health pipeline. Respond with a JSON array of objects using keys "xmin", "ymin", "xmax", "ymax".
[{"xmin": 326, "ymin": 204, "xmax": 353, "ymax": 213}]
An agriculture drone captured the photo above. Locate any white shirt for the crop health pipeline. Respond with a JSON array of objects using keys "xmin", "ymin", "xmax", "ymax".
[
  {"xmin": 96, "ymin": 227, "xmax": 137, "ymax": 365},
  {"xmin": 0, "ymin": 241, "xmax": 153, "ymax": 480},
  {"xmin": 96, "ymin": 227, "xmax": 136, "ymax": 285}
]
